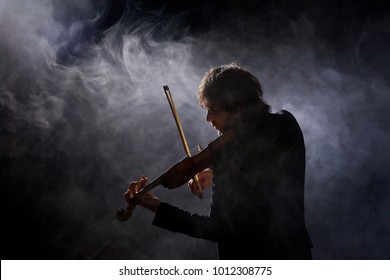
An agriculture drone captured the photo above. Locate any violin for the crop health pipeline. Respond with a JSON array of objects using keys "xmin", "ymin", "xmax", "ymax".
[{"xmin": 115, "ymin": 130, "xmax": 236, "ymax": 221}]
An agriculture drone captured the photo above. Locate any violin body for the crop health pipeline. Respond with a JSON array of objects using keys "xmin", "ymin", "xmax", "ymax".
[{"xmin": 115, "ymin": 130, "xmax": 236, "ymax": 221}]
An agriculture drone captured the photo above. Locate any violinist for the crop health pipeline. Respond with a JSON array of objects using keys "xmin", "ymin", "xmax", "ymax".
[{"xmin": 125, "ymin": 63, "xmax": 313, "ymax": 260}]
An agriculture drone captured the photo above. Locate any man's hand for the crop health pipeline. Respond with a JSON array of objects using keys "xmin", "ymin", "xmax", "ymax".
[
  {"xmin": 125, "ymin": 175, "xmax": 161, "ymax": 212},
  {"xmin": 188, "ymin": 168, "xmax": 213, "ymax": 196}
]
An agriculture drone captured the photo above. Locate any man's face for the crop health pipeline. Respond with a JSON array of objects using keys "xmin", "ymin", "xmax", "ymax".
[{"xmin": 205, "ymin": 106, "xmax": 236, "ymax": 134}]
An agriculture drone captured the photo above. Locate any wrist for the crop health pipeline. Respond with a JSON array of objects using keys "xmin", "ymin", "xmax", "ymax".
[
  {"xmin": 142, "ymin": 199, "xmax": 161, "ymax": 213},
  {"xmin": 150, "ymin": 200, "xmax": 161, "ymax": 212}
]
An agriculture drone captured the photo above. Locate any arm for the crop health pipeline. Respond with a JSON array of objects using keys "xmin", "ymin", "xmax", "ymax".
[{"xmin": 152, "ymin": 202, "xmax": 229, "ymax": 242}]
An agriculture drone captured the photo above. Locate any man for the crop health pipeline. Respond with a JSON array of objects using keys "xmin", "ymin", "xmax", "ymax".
[{"xmin": 126, "ymin": 63, "xmax": 313, "ymax": 259}]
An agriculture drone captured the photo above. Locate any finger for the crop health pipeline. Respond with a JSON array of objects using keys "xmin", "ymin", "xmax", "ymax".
[
  {"xmin": 128, "ymin": 181, "xmax": 138, "ymax": 191},
  {"xmin": 140, "ymin": 175, "xmax": 148, "ymax": 185},
  {"xmin": 188, "ymin": 179, "xmax": 195, "ymax": 190},
  {"xmin": 188, "ymin": 180, "xmax": 200, "ymax": 195},
  {"xmin": 128, "ymin": 182, "xmax": 140, "ymax": 198},
  {"xmin": 137, "ymin": 175, "xmax": 148, "ymax": 192}
]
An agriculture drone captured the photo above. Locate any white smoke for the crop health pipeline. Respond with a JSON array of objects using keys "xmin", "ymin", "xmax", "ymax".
[{"xmin": 1, "ymin": 0, "xmax": 389, "ymax": 259}]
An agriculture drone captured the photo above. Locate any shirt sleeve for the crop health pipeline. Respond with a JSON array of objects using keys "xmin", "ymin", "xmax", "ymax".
[{"xmin": 152, "ymin": 202, "xmax": 229, "ymax": 242}]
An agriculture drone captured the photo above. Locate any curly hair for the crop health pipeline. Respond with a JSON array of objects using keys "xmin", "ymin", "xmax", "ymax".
[{"xmin": 198, "ymin": 63, "xmax": 271, "ymax": 113}]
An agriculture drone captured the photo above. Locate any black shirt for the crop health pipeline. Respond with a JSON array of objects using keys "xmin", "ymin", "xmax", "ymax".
[{"xmin": 153, "ymin": 109, "xmax": 313, "ymax": 259}]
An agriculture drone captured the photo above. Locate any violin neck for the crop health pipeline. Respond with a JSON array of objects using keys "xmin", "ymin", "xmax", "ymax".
[{"xmin": 137, "ymin": 175, "xmax": 164, "ymax": 196}]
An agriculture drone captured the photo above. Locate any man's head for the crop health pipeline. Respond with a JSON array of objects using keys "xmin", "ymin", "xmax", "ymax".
[{"xmin": 198, "ymin": 63, "xmax": 270, "ymax": 133}]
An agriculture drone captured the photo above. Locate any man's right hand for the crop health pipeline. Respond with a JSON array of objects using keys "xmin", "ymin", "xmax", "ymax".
[{"xmin": 188, "ymin": 168, "xmax": 213, "ymax": 196}]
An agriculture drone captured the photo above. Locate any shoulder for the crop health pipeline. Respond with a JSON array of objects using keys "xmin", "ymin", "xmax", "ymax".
[
  {"xmin": 240, "ymin": 108, "xmax": 304, "ymax": 143},
  {"xmin": 269, "ymin": 110, "xmax": 302, "ymax": 133},
  {"xmin": 271, "ymin": 110, "xmax": 298, "ymax": 125},
  {"xmin": 263, "ymin": 110, "xmax": 305, "ymax": 147}
]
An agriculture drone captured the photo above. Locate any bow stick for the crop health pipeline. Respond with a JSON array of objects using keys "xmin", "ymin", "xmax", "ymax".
[{"xmin": 163, "ymin": 85, "xmax": 204, "ymax": 199}]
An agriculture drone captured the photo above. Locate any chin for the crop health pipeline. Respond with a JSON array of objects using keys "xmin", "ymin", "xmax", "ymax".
[
  {"xmin": 216, "ymin": 128, "xmax": 223, "ymax": 135},
  {"xmin": 214, "ymin": 127, "xmax": 222, "ymax": 134}
]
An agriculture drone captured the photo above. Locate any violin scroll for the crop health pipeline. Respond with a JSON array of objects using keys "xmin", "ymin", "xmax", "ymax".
[{"xmin": 116, "ymin": 200, "xmax": 136, "ymax": 221}]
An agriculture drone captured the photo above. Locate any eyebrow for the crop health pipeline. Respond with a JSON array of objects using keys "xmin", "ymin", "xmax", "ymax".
[{"xmin": 206, "ymin": 106, "xmax": 223, "ymax": 113}]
